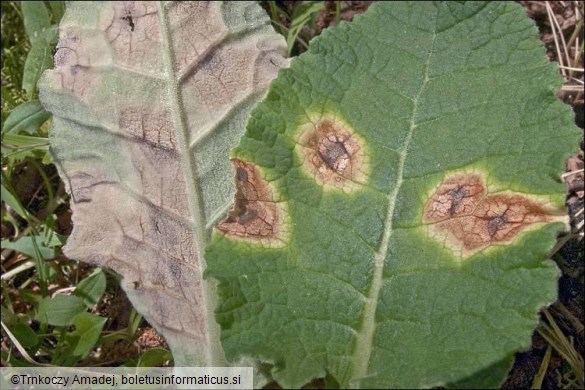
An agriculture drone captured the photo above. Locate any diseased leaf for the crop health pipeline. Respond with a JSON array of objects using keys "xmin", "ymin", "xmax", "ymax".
[
  {"xmin": 205, "ymin": 2, "xmax": 580, "ymax": 388},
  {"xmin": 39, "ymin": 1, "xmax": 286, "ymax": 366}
]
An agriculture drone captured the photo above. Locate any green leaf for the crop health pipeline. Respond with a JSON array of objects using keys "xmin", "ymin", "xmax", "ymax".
[
  {"xmin": 65, "ymin": 312, "xmax": 107, "ymax": 357},
  {"xmin": 137, "ymin": 348, "xmax": 173, "ymax": 367},
  {"xmin": 205, "ymin": 2, "xmax": 579, "ymax": 388},
  {"xmin": 8, "ymin": 324, "xmax": 39, "ymax": 349},
  {"xmin": 1, "ymin": 182, "xmax": 29, "ymax": 219},
  {"xmin": 1, "ymin": 236, "xmax": 56, "ymax": 260},
  {"xmin": 21, "ymin": 1, "xmax": 51, "ymax": 40},
  {"xmin": 1, "ymin": 100, "xmax": 50, "ymax": 135},
  {"xmin": 447, "ymin": 354, "xmax": 515, "ymax": 389},
  {"xmin": 22, "ymin": 25, "xmax": 58, "ymax": 97},
  {"xmin": 39, "ymin": 1, "xmax": 286, "ymax": 367},
  {"xmin": 1, "ymin": 133, "xmax": 49, "ymax": 162},
  {"xmin": 0, "ymin": 305, "xmax": 17, "ymax": 324},
  {"xmin": 36, "ymin": 295, "xmax": 86, "ymax": 326},
  {"xmin": 48, "ymin": 1, "xmax": 65, "ymax": 23},
  {"xmin": 74, "ymin": 268, "xmax": 106, "ymax": 307}
]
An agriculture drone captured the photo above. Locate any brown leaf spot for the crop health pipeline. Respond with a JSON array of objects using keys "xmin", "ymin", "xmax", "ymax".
[
  {"xmin": 423, "ymin": 173, "xmax": 566, "ymax": 258},
  {"xmin": 424, "ymin": 174, "xmax": 486, "ymax": 221},
  {"xmin": 295, "ymin": 114, "xmax": 368, "ymax": 192},
  {"xmin": 216, "ymin": 160, "xmax": 289, "ymax": 247}
]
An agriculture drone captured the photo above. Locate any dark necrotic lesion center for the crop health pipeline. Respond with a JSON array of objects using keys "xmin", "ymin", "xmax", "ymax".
[
  {"xmin": 236, "ymin": 167, "xmax": 248, "ymax": 182},
  {"xmin": 224, "ymin": 165, "xmax": 262, "ymax": 227},
  {"xmin": 122, "ymin": 14, "xmax": 135, "ymax": 31},
  {"xmin": 487, "ymin": 214, "xmax": 508, "ymax": 237},
  {"xmin": 448, "ymin": 185, "xmax": 467, "ymax": 215},
  {"xmin": 224, "ymin": 197, "xmax": 259, "ymax": 226},
  {"xmin": 318, "ymin": 139, "xmax": 349, "ymax": 171},
  {"xmin": 238, "ymin": 208, "xmax": 258, "ymax": 224}
]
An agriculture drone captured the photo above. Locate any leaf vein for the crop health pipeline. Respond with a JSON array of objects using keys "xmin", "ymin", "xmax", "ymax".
[{"xmin": 349, "ymin": 19, "xmax": 438, "ymax": 385}]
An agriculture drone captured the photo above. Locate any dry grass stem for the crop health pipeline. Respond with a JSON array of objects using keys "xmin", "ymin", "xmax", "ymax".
[
  {"xmin": 538, "ymin": 308, "xmax": 585, "ymax": 388},
  {"xmin": 546, "ymin": 2, "xmax": 568, "ymax": 78},
  {"xmin": 531, "ymin": 344, "xmax": 552, "ymax": 389},
  {"xmin": 561, "ymin": 168, "xmax": 585, "ymax": 178},
  {"xmin": 0, "ymin": 321, "xmax": 53, "ymax": 367}
]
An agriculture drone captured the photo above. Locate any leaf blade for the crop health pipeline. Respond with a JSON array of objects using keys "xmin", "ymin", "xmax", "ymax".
[
  {"xmin": 22, "ymin": 25, "xmax": 58, "ymax": 97},
  {"xmin": 206, "ymin": 2, "xmax": 579, "ymax": 388},
  {"xmin": 36, "ymin": 295, "xmax": 86, "ymax": 327},
  {"xmin": 39, "ymin": 1, "xmax": 286, "ymax": 367},
  {"xmin": 21, "ymin": 1, "xmax": 51, "ymax": 40},
  {"xmin": 66, "ymin": 312, "xmax": 107, "ymax": 358},
  {"xmin": 73, "ymin": 268, "xmax": 106, "ymax": 308},
  {"xmin": 1, "ymin": 100, "xmax": 50, "ymax": 135}
]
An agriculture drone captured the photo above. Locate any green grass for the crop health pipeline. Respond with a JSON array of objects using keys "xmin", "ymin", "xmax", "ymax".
[
  {"xmin": 267, "ymin": 1, "xmax": 325, "ymax": 55},
  {"xmin": 1, "ymin": 1, "xmax": 29, "ymax": 114}
]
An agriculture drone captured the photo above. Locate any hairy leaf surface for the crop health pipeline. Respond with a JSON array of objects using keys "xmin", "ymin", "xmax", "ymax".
[
  {"xmin": 39, "ymin": 1, "xmax": 286, "ymax": 366},
  {"xmin": 205, "ymin": 2, "xmax": 579, "ymax": 387}
]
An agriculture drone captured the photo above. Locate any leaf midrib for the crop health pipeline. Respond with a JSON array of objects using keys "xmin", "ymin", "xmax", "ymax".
[
  {"xmin": 349, "ymin": 19, "xmax": 438, "ymax": 386},
  {"xmin": 157, "ymin": 1, "xmax": 225, "ymax": 366}
]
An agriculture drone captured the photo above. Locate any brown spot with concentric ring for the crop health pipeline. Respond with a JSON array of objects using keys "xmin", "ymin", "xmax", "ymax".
[
  {"xmin": 423, "ymin": 173, "xmax": 566, "ymax": 258},
  {"xmin": 216, "ymin": 159, "xmax": 289, "ymax": 247},
  {"xmin": 296, "ymin": 114, "xmax": 368, "ymax": 192}
]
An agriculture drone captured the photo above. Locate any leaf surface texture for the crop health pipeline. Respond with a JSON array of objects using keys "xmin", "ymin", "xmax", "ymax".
[
  {"xmin": 39, "ymin": 1, "xmax": 286, "ymax": 366},
  {"xmin": 205, "ymin": 2, "xmax": 579, "ymax": 387}
]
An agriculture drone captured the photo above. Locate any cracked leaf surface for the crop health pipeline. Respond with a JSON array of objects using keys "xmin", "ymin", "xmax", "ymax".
[
  {"xmin": 205, "ymin": 2, "xmax": 579, "ymax": 388},
  {"xmin": 295, "ymin": 113, "xmax": 370, "ymax": 192},
  {"xmin": 39, "ymin": 1, "xmax": 286, "ymax": 367},
  {"xmin": 216, "ymin": 159, "xmax": 290, "ymax": 247},
  {"xmin": 423, "ymin": 171, "xmax": 567, "ymax": 259}
]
